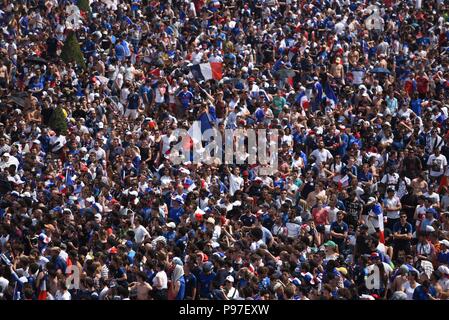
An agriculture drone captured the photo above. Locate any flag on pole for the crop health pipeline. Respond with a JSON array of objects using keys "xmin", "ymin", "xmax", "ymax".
[
  {"xmin": 295, "ymin": 90, "xmax": 310, "ymax": 110},
  {"xmin": 338, "ymin": 175, "xmax": 350, "ymax": 191},
  {"xmin": 190, "ymin": 62, "xmax": 223, "ymax": 81},
  {"xmin": 38, "ymin": 274, "xmax": 48, "ymax": 300},
  {"xmin": 324, "ymin": 82, "xmax": 338, "ymax": 106},
  {"xmin": 373, "ymin": 203, "xmax": 385, "ymax": 243}
]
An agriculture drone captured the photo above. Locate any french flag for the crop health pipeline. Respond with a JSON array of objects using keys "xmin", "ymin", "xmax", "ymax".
[
  {"xmin": 190, "ymin": 62, "xmax": 223, "ymax": 81},
  {"xmin": 373, "ymin": 203, "xmax": 385, "ymax": 244},
  {"xmin": 337, "ymin": 175, "xmax": 349, "ymax": 191},
  {"xmin": 295, "ymin": 91, "xmax": 310, "ymax": 110},
  {"xmin": 38, "ymin": 274, "xmax": 48, "ymax": 300}
]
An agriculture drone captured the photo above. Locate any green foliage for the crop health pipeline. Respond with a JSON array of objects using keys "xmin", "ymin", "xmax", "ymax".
[
  {"xmin": 49, "ymin": 106, "xmax": 68, "ymax": 135},
  {"xmin": 60, "ymin": 31, "xmax": 86, "ymax": 69},
  {"xmin": 77, "ymin": 0, "xmax": 91, "ymax": 13}
]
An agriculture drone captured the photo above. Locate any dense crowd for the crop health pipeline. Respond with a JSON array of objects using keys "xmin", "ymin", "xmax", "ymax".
[{"xmin": 0, "ymin": 0, "xmax": 449, "ymax": 300}]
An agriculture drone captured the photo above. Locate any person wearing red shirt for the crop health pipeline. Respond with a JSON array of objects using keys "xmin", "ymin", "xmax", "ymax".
[
  {"xmin": 416, "ymin": 71, "xmax": 429, "ymax": 98},
  {"xmin": 312, "ymin": 199, "xmax": 329, "ymax": 244}
]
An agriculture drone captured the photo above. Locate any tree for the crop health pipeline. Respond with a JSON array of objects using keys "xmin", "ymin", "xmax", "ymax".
[
  {"xmin": 77, "ymin": 0, "xmax": 91, "ymax": 13},
  {"xmin": 49, "ymin": 106, "xmax": 68, "ymax": 135},
  {"xmin": 60, "ymin": 31, "xmax": 86, "ymax": 69}
]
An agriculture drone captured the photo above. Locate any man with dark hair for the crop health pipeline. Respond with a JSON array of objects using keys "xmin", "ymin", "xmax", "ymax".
[{"xmin": 392, "ymin": 213, "xmax": 413, "ymax": 262}]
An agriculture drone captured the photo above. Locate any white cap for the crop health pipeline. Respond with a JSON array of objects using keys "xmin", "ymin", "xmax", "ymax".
[
  {"xmin": 225, "ymin": 275, "xmax": 235, "ymax": 283},
  {"xmin": 179, "ymin": 167, "xmax": 190, "ymax": 175},
  {"xmin": 166, "ymin": 222, "xmax": 176, "ymax": 229},
  {"xmin": 438, "ymin": 265, "xmax": 449, "ymax": 275},
  {"xmin": 94, "ymin": 213, "xmax": 102, "ymax": 221},
  {"xmin": 98, "ymin": 122, "xmax": 104, "ymax": 129},
  {"xmin": 367, "ymin": 197, "xmax": 377, "ymax": 204},
  {"xmin": 206, "ymin": 217, "xmax": 215, "ymax": 224},
  {"xmin": 440, "ymin": 239, "xmax": 449, "ymax": 247}
]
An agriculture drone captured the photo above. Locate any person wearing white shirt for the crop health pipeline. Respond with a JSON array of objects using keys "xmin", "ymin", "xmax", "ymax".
[
  {"xmin": 228, "ymin": 167, "xmax": 243, "ymax": 196},
  {"xmin": 384, "ymin": 188, "xmax": 402, "ymax": 229},
  {"xmin": 0, "ymin": 153, "xmax": 19, "ymax": 172},
  {"xmin": 133, "ymin": 217, "xmax": 150, "ymax": 244},
  {"xmin": 427, "ymin": 148, "xmax": 447, "ymax": 182},
  {"xmin": 310, "ymin": 140, "xmax": 333, "ymax": 166},
  {"xmin": 49, "ymin": 133, "xmax": 67, "ymax": 153}
]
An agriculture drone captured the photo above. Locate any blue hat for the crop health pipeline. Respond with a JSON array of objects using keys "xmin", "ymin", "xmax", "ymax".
[
  {"xmin": 290, "ymin": 277, "xmax": 302, "ymax": 287},
  {"xmin": 172, "ymin": 257, "xmax": 183, "ymax": 266},
  {"xmin": 172, "ymin": 195, "xmax": 184, "ymax": 204},
  {"xmin": 373, "ymin": 204, "xmax": 382, "ymax": 215},
  {"xmin": 426, "ymin": 208, "xmax": 437, "ymax": 216},
  {"xmin": 125, "ymin": 240, "xmax": 133, "ymax": 248}
]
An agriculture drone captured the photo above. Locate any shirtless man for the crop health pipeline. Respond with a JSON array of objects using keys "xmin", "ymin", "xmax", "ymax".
[
  {"xmin": 0, "ymin": 62, "xmax": 9, "ymax": 89},
  {"xmin": 330, "ymin": 57, "xmax": 345, "ymax": 85},
  {"xmin": 129, "ymin": 271, "xmax": 152, "ymax": 300}
]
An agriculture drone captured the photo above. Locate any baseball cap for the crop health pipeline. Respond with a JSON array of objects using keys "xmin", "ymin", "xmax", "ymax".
[
  {"xmin": 203, "ymin": 261, "xmax": 213, "ymax": 272},
  {"xmin": 206, "ymin": 217, "xmax": 215, "ymax": 224},
  {"xmin": 437, "ymin": 265, "xmax": 449, "ymax": 275},
  {"xmin": 439, "ymin": 239, "xmax": 449, "ymax": 247},
  {"xmin": 173, "ymin": 257, "xmax": 184, "ymax": 266},
  {"xmin": 125, "ymin": 240, "xmax": 133, "ymax": 248},
  {"xmin": 323, "ymin": 240, "xmax": 337, "ymax": 248},
  {"xmin": 166, "ymin": 222, "xmax": 176, "ymax": 229},
  {"xmin": 225, "ymin": 275, "xmax": 234, "ymax": 283},
  {"xmin": 367, "ymin": 197, "xmax": 377, "ymax": 204}
]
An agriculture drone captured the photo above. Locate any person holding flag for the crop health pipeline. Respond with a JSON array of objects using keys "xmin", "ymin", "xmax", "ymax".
[{"xmin": 368, "ymin": 197, "xmax": 386, "ymax": 244}]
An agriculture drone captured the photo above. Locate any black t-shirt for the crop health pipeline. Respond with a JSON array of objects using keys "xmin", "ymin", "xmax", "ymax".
[
  {"xmin": 240, "ymin": 214, "xmax": 257, "ymax": 227},
  {"xmin": 393, "ymin": 222, "xmax": 412, "ymax": 245},
  {"xmin": 46, "ymin": 37, "xmax": 58, "ymax": 56},
  {"xmin": 300, "ymin": 181, "xmax": 315, "ymax": 199},
  {"xmin": 400, "ymin": 193, "xmax": 418, "ymax": 221},
  {"xmin": 355, "ymin": 234, "xmax": 371, "ymax": 257},
  {"xmin": 345, "ymin": 200, "xmax": 363, "ymax": 219},
  {"xmin": 41, "ymin": 107, "xmax": 53, "ymax": 126}
]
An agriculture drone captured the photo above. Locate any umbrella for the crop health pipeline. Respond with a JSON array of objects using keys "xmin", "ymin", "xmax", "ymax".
[
  {"xmin": 25, "ymin": 56, "xmax": 48, "ymax": 65},
  {"xmin": 370, "ymin": 67, "xmax": 391, "ymax": 75}
]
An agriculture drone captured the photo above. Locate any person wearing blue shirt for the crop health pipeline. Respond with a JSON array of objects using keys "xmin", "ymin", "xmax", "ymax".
[
  {"xmin": 330, "ymin": 211, "xmax": 348, "ymax": 251},
  {"xmin": 198, "ymin": 262, "xmax": 216, "ymax": 299},
  {"xmin": 410, "ymin": 93, "xmax": 422, "ymax": 116},
  {"xmin": 125, "ymin": 240, "xmax": 136, "ymax": 264},
  {"xmin": 168, "ymin": 197, "xmax": 185, "ymax": 224},
  {"xmin": 114, "ymin": 38, "xmax": 126, "ymax": 61},
  {"xmin": 413, "ymin": 280, "xmax": 437, "ymax": 300},
  {"xmin": 177, "ymin": 85, "xmax": 194, "ymax": 111},
  {"xmin": 437, "ymin": 240, "xmax": 449, "ymax": 265},
  {"xmin": 164, "ymin": 223, "xmax": 177, "ymax": 243}
]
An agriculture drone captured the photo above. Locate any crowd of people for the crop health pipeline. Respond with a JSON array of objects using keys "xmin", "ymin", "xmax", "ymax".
[{"xmin": 0, "ymin": 0, "xmax": 449, "ymax": 300}]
